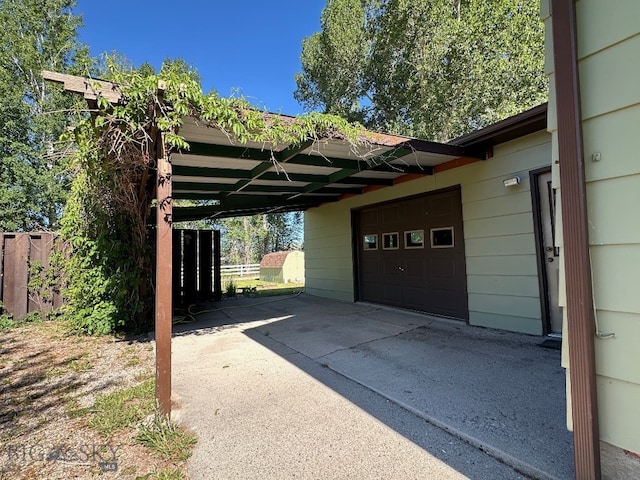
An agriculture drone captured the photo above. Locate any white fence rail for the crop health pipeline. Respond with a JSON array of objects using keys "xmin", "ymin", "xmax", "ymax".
[{"xmin": 220, "ymin": 263, "xmax": 260, "ymax": 278}]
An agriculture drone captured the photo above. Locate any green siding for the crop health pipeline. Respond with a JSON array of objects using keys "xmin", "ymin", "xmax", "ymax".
[
  {"xmin": 591, "ymin": 245, "xmax": 640, "ymax": 315},
  {"xmin": 464, "ymin": 213, "xmax": 534, "ymax": 239},
  {"xmin": 575, "ymin": 0, "xmax": 640, "ymax": 58},
  {"xmin": 469, "ymin": 311, "xmax": 541, "ymax": 336},
  {"xmin": 594, "ymin": 311, "xmax": 640, "ymax": 385},
  {"xmin": 596, "ymin": 376, "xmax": 640, "ymax": 453},
  {"xmin": 546, "ymin": 0, "xmax": 640, "ymax": 454},
  {"xmin": 467, "ymin": 275, "xmax": 540, "ymax": 298},
  {"xmin": 587, "ymin": 176, "xmax": 640, "ymax": 245},
  {"xmin": 465, "ymin": 255, "xmax": 538, "ymax": 276},
  {"xmin": 305, "ymin": 132, "xmax": 551, "ymax": 335},
  {"xmin": 579, "ymin": 35, "xmax": 640, "ymax": 120},
  {"xmin": 463, "ymin": 191, "xmax": 534, "ymax": 220},
  {"xmin": 583, "ymin": 106, "xmax": 640, "ymax": 182},
  {"xmin": 468, "ymin": 293, "xmax": 541, "ymax": 320},
  {"xmin": 465, "ymin": 234, "xmax": 536, "ymax": 257}
]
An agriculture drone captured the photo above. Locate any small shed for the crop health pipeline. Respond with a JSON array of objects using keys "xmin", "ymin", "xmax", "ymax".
[{"xmin": 260, "ymin": 251, "xmax": 304, "ymax": 283}]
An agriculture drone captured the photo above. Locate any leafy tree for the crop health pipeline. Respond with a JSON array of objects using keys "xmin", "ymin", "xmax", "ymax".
[
  {"xmin": 216, "ymin": 212, "xmax": 303, "ymax": 265},
  {"xmin": 0, "ymin": 0, "xmax": 91, "ymax": 231},
  {"xmin": 295, "ymin": 0, "xmax": 547, "ymax": 141}
]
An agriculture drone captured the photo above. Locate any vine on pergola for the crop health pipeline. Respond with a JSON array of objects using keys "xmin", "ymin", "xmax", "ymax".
[{"xmin": 58, "ymin": 60, "xmax": 371, "ymax": 334}]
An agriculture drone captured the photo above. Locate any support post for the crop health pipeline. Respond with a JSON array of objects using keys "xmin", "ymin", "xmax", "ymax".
[
  {"xmin": 551, "ymin": 1, "xmax": 601, "ymax": 478},
  {"xmin": 155, "ymin": 134, "xmax": 173, "ymax": 415}
]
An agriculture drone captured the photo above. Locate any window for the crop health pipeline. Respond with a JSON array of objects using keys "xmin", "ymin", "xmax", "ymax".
[
  {"xmin": 404, "ymin": 230, "xmax": 424, "ymax": 249},
  {"xmin": 431, "ymin": 227, "xmax": 454, "ymax": 248},
  {"xmin": 382, "ymin": 232, "xmax": 399, "ymax": 250},
  {"xmin": 363, "ymin": 234, "xmax": 378, "ymax": 250}
]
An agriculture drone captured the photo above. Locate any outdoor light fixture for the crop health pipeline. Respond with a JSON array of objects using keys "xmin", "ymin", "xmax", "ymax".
[{"xmin": 503, "ymin": 176, "xmax": 520, "ymax": 187}]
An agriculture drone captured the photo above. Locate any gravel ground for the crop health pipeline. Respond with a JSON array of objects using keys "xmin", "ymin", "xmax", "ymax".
[{"xmin": 0, "ymin": 321, "xmax": 181, "ymax": 479}]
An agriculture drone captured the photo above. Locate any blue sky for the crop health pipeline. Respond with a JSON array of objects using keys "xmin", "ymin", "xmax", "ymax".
[{"xmin": 75, "ymin": 1, "xmax": 327, "ymax": 116}]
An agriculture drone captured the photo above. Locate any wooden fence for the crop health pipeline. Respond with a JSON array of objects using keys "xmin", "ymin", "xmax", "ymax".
[
  {"xmin": 172, "ymin": 229, "xmax": 222, "ymax": 307},
  {"xmin": 0, "ymin": 232, "xmax": 62, "ymax": 320},
  {"xmin": 220, "ymin": 263, "xmax": 260, "ymax": 279}
]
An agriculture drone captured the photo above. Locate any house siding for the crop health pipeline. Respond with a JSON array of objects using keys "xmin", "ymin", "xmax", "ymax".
[
  {"xmin": 543, "ymin": 0, "xmax": 640, "ymax": 455},
  {"xmin": 305, "ymin": 131, "xmax": 550, "ymax": 335}
]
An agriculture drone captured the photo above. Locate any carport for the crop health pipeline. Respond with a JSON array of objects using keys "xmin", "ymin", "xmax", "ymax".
[
  {"xmin": 43, "ymin": 69, "xmax": 497, "ymax": 408},
  {"xmin": 44, "ymin": 7, "xmax": 600, "ymax": 472}
]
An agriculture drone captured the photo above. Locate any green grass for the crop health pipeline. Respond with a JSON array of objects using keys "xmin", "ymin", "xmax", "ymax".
[
  {"xmin": 65, "ymin": 397, "xmax": 91, "ymax": 419},
  {"xmin": 89, "ymin": 379, "xmax": 155, "ymax": 437},
  {"xmin": 232, "ymin": 279, "xmax": 305, "ymax": 298},
  {"xmin": 135, "ymin": 468, "xmax": 186, "ymax": 480},
  {"xmin": 135, "ymin": 409, "xmax": 197, "ymax": 462}
]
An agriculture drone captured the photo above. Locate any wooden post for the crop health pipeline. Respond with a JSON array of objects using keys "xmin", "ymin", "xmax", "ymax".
[{"xmin": 155, "ymin": 134, "xmax": 173, "ymax": 415}]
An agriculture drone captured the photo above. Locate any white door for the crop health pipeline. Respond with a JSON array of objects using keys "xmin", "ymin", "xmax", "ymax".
[{"xmin": 537, "ymin": 171, "xmax": 563, "ymax": 334}]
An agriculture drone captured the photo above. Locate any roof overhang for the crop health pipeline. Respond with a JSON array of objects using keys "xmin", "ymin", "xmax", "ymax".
[{"xmin": 172, "ymin": 115, "xmax": 484, "ymax": 221}]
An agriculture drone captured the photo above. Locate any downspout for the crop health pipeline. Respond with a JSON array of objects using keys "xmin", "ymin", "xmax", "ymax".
[{"xmin": 550, "ymin": 1, "xmax": 601, "ymax": 478}]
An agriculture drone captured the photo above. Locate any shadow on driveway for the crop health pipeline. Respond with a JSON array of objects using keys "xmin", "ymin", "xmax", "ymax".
[{"xmin": 172, "ymin": 293, "xmax": 573, "ymax": 480}]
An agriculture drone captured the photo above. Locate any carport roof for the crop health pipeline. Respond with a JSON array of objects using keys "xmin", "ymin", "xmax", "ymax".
[
  {"xmin": 43, "ymin": 71, "xmax": 546, "ymax": 221},
  {"xmin": 172, "ymin": 116, "xmax": 484, "ymax": 221},
  {"xmin": 172, "ymin": 103, "xmax": 546, "ymax": 221}
]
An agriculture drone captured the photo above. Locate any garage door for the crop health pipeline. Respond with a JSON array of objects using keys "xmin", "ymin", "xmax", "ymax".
[{"xmin": 354, "ymin": 186, "xmax": 468, "ymax": 320}]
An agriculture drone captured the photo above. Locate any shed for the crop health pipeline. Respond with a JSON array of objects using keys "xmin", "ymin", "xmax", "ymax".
[{"xmin": 260, "ymin": 251, "xmax": 304, "ymax": 283}]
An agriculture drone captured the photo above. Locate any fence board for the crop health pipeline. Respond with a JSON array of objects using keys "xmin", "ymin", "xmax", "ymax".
[
  {"xmin": 182, "ymin": 230, "xmax": 197, "ymax": 305},
  {"xmin": 172, "ymin": 229, "xmax": 182, "ymax": 307},
  {"xmin": 199, "ymin": 230, "xmax": 212, "ymax": 301},
  {"xmin": 1, "ymin": 232, "xmax": 61, "ymax": 320},
  {"xmin": 213, "ymin": 230, "xmax": 222, "ymax": 301},
  {"xmin": 172, "ymin": 229, "xmax": 221, "ymax": 307},
  {"xmin": 2, "ymin": 234, "xmax": 30, "ymax": 319}
]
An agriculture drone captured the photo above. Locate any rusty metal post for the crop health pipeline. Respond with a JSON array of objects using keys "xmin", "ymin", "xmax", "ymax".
[{"xmin": 155, "ymin": 134, "xmax": 173, "ymax": 415}]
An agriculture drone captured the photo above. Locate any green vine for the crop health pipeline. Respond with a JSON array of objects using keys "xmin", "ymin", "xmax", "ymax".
[{"xmin": 58, "ymin": 58, "xmax": 369, "ymax": 335}]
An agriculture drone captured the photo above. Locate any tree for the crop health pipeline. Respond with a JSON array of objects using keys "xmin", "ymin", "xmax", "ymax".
[
  {"xmin": 215, "ymin": 212, "xmax": 303, "ymax": 265},
  {"xmin": 0, "ymin": 0, "xmax": 91, "ymax": 231},
  {"xmin": 295, "ymin": 0, "xmax": 547, "ymax": 141}
]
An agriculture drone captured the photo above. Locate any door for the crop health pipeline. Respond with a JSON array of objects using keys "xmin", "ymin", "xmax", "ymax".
[
  {"xmin": 535, "ymin": 171, "xmax": 563, "ymax": 335},
  {"xmin": 354, "ymin": 187, "xmax": 468, "ymax": 320}
]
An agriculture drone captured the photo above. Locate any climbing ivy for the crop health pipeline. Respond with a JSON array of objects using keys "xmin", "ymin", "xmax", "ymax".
[{"xmin": 58, "ymin": 59, "xmax": 368, "ymax": 334}]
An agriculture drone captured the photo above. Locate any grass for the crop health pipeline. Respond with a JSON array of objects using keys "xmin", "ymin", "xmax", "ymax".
[
  {"xmin": 119, "ymin": 345, "xmax": 142, "ymax": 367},
  {"xmin": 135, "ymin": 409, "xmax": 197, "ymax": 462},
  {"xmin": 68, "ymin": 351, "xmax": 93, "ymax": 372},
  {"xmin": 135, "ymin": 468, "xmax": 186, "ymax": 480},
  {"xmin": 89, "ymin": 378, "xmax": 155, "ymax": 437},
  {"xmin": 88, "ymin": 378, "xmax": 197, "ymax": 472},
  {"xmin": 232, "ymin": 279, "xmax": 305, "ymax": 297},
  {"xmin": 65, "ymin": 396, "xmax": 91, "ymax": 418}
]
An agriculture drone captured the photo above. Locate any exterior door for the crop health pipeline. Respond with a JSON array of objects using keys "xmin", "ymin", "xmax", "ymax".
[
  {"xmin": 536, "ymin": 171, "xmax": 563, "ymax": 335},
  {"xmin": 354, "ymin": 187, "xmax": 468, "ymax": 320}
]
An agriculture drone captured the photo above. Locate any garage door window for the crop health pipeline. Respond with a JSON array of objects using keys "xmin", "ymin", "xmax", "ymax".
[
  {"xmin": 431, "ymin": 227, "xmax": 454, "ymax": 248},
  {"xmin": 363, "ymin": 234, "xmax": 378, "ymax": 250},
  {"xmin": 404, "ymin": 230, "xmax": 424, "ymax": 249},
  {"xmin": 382, "ymin": 232, "xmax": 399, "ymax": 250}
]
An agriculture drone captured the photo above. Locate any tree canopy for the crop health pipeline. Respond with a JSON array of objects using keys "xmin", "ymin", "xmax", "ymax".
[
  {"xmin": 0, "ymin": 0, "xmax": 91, "ymax": 231},
  {"xmin": 295, "ymin": 0, "xmax": 547, "ymax": 141}
]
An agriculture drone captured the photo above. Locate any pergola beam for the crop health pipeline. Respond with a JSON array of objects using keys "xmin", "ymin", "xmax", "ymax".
[{"xmin": 173, "ymin": 166, "xmax": 395, "ymax": 186}]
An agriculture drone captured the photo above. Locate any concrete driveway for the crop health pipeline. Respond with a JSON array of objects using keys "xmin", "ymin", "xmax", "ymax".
[{"xmin": 171, "ymin": 294, "xmax": 573, "ymax": 480}]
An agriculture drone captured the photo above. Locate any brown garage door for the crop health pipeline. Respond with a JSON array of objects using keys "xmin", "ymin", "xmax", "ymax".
[{"xmin": 354, "ymin": 186, "xmax": 468, "ymax": 320}]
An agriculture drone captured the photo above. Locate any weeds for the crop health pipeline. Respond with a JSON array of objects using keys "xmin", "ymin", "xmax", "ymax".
[
  {"xmin": 136, "ymin": 408, "xmax": 197, "ymax": 462},
  {"xmin": 225, "ymin": 279, "xmax": 237, "ymax": 298},
  {"xmin": 89, "ymin": 379, "xmax": 155, "ymax": 436}
]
